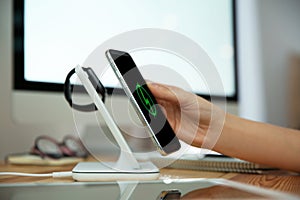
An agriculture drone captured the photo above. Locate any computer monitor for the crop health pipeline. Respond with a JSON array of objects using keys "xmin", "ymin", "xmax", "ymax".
[{"xmin": 12, "ymin": 0, "xmax": 238, "ymax": 126}]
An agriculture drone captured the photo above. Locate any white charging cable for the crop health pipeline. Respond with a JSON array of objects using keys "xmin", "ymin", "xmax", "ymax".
[{"xmin": 0, "ymin": 171, "xmax": 73, "ymax": 178}]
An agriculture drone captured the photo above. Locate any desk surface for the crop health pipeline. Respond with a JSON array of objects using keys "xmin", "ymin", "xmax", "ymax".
[{"xmin": 0, "ymin": 161, "xmax": 300, "ymax": 199}]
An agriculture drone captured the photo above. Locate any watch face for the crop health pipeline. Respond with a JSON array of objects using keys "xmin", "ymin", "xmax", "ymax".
[{"xmin": 107, "ymin": 49, "xmax": 181, "ymax": 154}]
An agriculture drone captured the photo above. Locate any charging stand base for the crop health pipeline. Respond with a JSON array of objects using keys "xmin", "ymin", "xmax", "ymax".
[
  {"xmin": 72, "ymin": 162, "xmax": 160, "ymax": 182},
  {"xmin": 73, "ymin": 66, "xmax": 160, "ymax": 182}
]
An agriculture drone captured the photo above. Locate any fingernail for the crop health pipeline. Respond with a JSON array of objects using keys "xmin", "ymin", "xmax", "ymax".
[{"xmin": 149, "ymin": 82, "xmax": 159, "ymax": 88}]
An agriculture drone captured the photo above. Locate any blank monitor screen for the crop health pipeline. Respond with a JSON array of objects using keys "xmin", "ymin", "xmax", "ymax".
[{"xmin": 14, "ymin": 0, "xmax": 237, "ymax": 100}]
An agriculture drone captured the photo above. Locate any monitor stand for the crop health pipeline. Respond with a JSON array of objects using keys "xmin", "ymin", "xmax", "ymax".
[{"xmin": 72, "ymin": 65, "xmax": 160, "ymax": 181}]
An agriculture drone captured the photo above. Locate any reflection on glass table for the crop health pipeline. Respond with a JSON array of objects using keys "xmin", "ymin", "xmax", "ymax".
[{"xmin": 1, "ymin": 178, "xmax": 298, "ymax": 200}]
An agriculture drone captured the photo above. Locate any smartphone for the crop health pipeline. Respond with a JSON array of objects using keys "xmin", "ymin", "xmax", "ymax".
[{"xmin": 105, "ymin": 49, "xmax": 181, "ymax": 155}]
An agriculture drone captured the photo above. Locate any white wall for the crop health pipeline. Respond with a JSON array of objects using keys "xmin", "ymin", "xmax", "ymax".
[
  {"xmin": 258, "ymin": 0, "xmax": 300, "ymax": 126},
  {"xmin": 237, "ymin": 0, "xmax": 266, "ymax": 122},
  {"xmin": 237, "ymin": 0, "xmax": 300, "ymax": 126},
  {"xmin": 0, "ymin": 0, "xmax": 31, "ymax": 156}
]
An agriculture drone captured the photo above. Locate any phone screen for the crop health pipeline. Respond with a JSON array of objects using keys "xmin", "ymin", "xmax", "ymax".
[{"xmin": 106, "ymin": 49, "xmax": 181, "ymax": 155}]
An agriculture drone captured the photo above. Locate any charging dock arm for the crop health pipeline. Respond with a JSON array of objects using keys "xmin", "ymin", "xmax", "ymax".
[{"xmin": 75, "ymin": 65, "xmax": 140, "ymax": 170}]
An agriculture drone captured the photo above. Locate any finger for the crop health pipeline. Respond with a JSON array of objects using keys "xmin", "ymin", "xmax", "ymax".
[{"xmin": 147, "ymin": 82, "xmax": 181, "ymax": 103}]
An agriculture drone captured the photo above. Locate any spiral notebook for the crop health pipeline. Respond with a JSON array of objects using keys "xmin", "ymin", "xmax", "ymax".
[{"xmin": 154, "ymin": 154, "xmax": 276, "ymax": 174}]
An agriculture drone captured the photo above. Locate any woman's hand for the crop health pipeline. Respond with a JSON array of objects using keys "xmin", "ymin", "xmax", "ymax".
[
  {"xmin": 149, "ymin": 82, "xmax": 300, "ymax": 172},
  {"xmin": 148, "ymin": 82, "xmax": 225, "ymax": 148}
]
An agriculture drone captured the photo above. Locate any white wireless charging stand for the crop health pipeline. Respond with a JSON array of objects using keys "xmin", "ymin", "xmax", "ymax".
[{"xmin": 72, "ymin": 65, "xmax": 160, "ymax": 181}]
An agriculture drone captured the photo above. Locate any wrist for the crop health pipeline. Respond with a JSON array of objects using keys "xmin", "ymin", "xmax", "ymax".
[
  {"xmin": 210, "ymin": 112, "xmax": 237, "ymax": 153},
  {"xmin": 201, "ymin": 104, "xmax": 227, "ymax": 151}
]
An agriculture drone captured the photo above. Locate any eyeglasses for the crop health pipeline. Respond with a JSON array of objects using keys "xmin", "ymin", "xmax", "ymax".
[{"xmin": 30, "ymin": 135, "xmax": 88, "ymax": 159}]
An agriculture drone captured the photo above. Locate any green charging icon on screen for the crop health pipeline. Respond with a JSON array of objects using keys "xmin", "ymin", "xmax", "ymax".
[{"xmin": 136, "ymin": 83, "xmax": 157, "ymax": 117}]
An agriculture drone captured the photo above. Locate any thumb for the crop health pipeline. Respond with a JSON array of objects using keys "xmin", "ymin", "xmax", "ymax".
[{"xmin": 147, "ymin": 82, "xmax": 183, "ymax": 103}]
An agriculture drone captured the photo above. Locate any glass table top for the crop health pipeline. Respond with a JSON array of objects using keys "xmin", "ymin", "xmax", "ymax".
[{"xmin": 0, "ymin": 178, "xmax": 298, "ymax": 200}]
